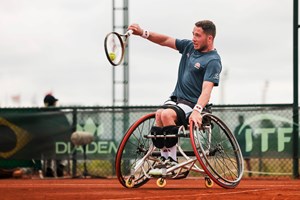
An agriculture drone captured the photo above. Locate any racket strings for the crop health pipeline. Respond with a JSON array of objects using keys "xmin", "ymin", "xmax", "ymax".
[
  {"xmin": 105, "ymin": 32, "xmax": 127, "ymax": 66},
  {"xmin": 111, "ymin": 37, "xmax": 117, "ymax": 53}
]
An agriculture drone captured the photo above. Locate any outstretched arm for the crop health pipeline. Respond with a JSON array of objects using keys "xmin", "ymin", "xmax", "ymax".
[
  {"xmin": 128, "ymin": 24, "xmax": 177, "ymax": 50},
  {"xmin": 189, "ymin": 81, "xmax": 214, "ymax": 127}
]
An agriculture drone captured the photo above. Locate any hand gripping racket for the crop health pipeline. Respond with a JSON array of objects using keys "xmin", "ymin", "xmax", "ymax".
[{"xmin": 104, "ymin": 30, "xmax": 133, "ymax": 66}]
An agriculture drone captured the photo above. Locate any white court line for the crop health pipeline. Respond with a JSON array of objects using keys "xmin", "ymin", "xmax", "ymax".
[
  {"xmin": 97, "ymin": 188, "xmax": 272, "ymax": 200},
  {"xmin": 2, "ymin": 182, "xmax": 299, "ymax": 200},
  {"xmin": 28, "ymin": 188, "xmax": 272, "ymax": 199},
  {"xmin": 243, "ymin": 184, "xmax": 300, "ymax": 187},
  {"xmin": 1, "ymin": 183, "xmax": 299, "ymax": 188},
  {"xmin": 0, "ymin": 183, "xmax": 118, "ymax": 188}
]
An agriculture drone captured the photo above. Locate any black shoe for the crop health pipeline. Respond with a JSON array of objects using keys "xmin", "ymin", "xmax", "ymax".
[
  {"xmin": 56, "ymin": 164, "xmax": 64, "ymax": 177},
  {"xmin": 45, "ymin": 167, "xmax": 54, "ymax": 177},
  {"xmin": 166, "ymin": 157, "xmax": 178, "ymax": 167},
  {"xmin": 159, "ymin": 156, "xmax": 167, "ymax": 164}
]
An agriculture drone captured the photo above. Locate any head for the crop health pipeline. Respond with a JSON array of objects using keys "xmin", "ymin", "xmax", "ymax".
[
  {"xmin": 44, "ymin": 94, "xmax": 58, "ymax": 107},
  {"xmin": 192, "ymin": 20, "xmax": 216, "ymax": 52},
  {"xmin": 238, "ymin": 115, "xmax": 245, "ymax": 124}
]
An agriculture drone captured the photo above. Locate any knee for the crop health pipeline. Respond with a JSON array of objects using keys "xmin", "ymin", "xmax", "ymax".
[
  {"xmin": 155, "ymin": 109, "xmax": 163, "ymax": 126},
  {"xmin": 155, "ymin": 109, "xmax": 163, "ymax": 119},
  {"xmin": 160, "ymin": 109, "xmax": 176, "ymax": 122}
]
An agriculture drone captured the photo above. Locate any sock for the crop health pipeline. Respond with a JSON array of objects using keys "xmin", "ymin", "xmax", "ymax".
[
  {"xmin": 160, "ymin": 147, "xmax": 168, "ymax": 159},
  {"xmin": 167, "ymin": 145, "xmax": 177, "ymax": 161}
]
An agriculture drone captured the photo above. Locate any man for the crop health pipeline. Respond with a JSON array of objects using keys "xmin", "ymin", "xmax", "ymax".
[
  {"xmin": 234, "ymin": 115, "xmax": 253, "ymax": 177},
  {"xmin": 44, "ymin": 94, "xmax": 58, "ymax": 107},
  {"xmin": 43, "ymin": 94, "xmax": 67, "ymax": 177},
  {"xmin": 128, "ymin": 20, "xmax": 222, "ymax": 172}
]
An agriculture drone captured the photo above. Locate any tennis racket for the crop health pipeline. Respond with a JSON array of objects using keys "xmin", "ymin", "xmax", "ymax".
[{"xmin": 104, "ymin": 30, "xmax": 133, "ymax": 66}]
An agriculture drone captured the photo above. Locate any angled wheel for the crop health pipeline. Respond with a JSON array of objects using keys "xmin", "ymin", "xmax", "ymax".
[
  {"xmin": 204, "ymin": 177, "xmax": 214, "ymax": 188},
  {"xmin": 190, "ymin": 113, "xmax": 244, "ymax": 189},
  {"xmin": 156, "ymin": 178, "xmax": 166, "ymax": 188},
  {"xmin": 115, "ymin": 113, "xmax": 157, "ymax": 188},
  {"xmin": 125, "ymin": 177, "xmax": 135, "ymax": 188}
]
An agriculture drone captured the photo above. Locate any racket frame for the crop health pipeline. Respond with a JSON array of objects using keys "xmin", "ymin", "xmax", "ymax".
[{"xmin": 104, "ymin": 30, "xmax": 133, "ymax": 66}]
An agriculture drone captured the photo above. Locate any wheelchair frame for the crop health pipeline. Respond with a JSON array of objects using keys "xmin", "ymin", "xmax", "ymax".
[{"xmin": 115, "ymin": 111, "xmax": 244, "ymax": 189}]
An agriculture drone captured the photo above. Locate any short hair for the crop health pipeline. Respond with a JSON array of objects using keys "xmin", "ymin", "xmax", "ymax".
[{"xmin": 195, "ymin": 20, "xmax": 216, "ymax": 38}]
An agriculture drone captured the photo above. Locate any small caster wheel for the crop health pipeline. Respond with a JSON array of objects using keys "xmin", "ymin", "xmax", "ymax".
[
  {"xmin": 125, "ymin": 177, "xmax": 135, "ymax": 188},
  {"xmin": 156, "ymin": 178, "xmax": 166, "ymax": 188},
  {"xmin": 205, "ymin": 177, "xmax": 214, "ymax": 188}
]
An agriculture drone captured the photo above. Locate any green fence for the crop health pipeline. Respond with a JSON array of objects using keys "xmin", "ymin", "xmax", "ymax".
[{"xmin": 0, "ymin": 104, "xmax": 299, "ymax": 178}]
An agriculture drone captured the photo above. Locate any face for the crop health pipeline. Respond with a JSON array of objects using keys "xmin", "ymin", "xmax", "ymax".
[{"xmin": 192, "ymin": 26, "xmax": 212, "ymax": 52}]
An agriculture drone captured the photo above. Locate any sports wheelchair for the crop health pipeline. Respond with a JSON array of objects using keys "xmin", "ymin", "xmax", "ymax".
[{"xmin": 115, "ymin": 105, "xmax": 244, "ymax": 188}]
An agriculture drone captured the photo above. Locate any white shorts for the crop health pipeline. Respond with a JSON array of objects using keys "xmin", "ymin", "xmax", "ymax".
[
  {"xmin": 164, "ymin": 100, "xmax": 193, "ymax": 118},
  {"xmin": 177, "ymin": 103, "xmax": 193, "ymax": 117}
]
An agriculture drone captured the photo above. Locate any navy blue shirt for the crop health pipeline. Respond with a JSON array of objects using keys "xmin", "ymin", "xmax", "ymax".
[{"xmin": 171, "ymin": 39, "xmax": 222, "ymax": 104}]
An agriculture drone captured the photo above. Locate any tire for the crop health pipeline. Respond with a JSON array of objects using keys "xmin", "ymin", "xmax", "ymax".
[
  {"xmin": 190, "ymin": 113, "xmax": 244, "ymax": 189},
  {"xmin": 115, "ymin": 113, "xmax": 157, "ymax": 188}
]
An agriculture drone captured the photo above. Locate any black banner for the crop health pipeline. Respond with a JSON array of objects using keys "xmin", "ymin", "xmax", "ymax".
[{"xmin": 0, "ymin": 109, "xmax": 72, "ymax": 160}]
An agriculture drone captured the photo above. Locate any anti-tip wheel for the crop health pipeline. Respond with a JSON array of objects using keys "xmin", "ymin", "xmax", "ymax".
[
  {"xmin": 125, "ymin": 178, "xmax": 135, "ymax": 188},
  {"xmin": 205, "ymin": 177, "xmax": 214, "ymax": 188},
  {"xmin": 156, "ymin": 178, "xmax": 166, "ymax": 188}
]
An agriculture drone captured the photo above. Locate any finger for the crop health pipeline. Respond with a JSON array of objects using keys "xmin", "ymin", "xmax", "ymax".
[
  {"xmin": 196, "ymin": 121, "xmax": 202, "ymax": 129},
  {"xmin": 190, "ymin": 122, "xmax": 198, "ymax": 129},
  {"xmin": 128, "ymin": 25, "xmax": 139, "ymax": 35},
  {"xmin": 190, "ymin": 119, "xmax": 199, "ymax": 129}
]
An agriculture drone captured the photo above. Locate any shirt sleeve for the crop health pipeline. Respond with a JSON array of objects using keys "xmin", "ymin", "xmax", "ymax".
[
  {"xmin": 204, "ymin": 59, "xmax": 222, "ymax": 86},
  {"xmin": 175, "ymin": 39, "xmax": 191, "ymax": 53}
]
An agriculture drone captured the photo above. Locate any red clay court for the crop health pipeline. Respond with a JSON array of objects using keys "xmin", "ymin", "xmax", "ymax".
[{"xmin": 0, "ymin": 178, "xmax": 299, "ymax": 200}]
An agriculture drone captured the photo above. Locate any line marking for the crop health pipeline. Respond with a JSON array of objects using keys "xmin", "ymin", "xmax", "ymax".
[{"xmin": 98, "ymin": 188, "xmax": 272, "ymax": 200}]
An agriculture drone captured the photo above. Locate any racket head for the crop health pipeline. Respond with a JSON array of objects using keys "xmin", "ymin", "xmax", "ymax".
[{"xmin": 104, "ymin": 32, "xmax": 125, "ymax": 66}]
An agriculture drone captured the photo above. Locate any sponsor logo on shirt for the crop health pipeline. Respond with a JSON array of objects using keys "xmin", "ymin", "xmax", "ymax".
[
  {"xmin": 213, "ymin": 73, "xmax": 219, "ymax": 80},
  {"xmin": 194, "ymin": 62, "xmax": 201, "ymax": 69}
]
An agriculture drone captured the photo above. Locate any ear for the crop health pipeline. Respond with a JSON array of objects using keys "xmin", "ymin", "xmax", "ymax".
[{"xmin": 208, "ymin": 35, "xmax": 213, "ymax": 42}]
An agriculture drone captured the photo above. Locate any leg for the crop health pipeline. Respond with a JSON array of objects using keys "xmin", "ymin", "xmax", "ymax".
[
  {"xmin": 159, "ymin": 109, "xmax": 178, "ymax": 161},
  {"xmin": 160, "ymin": 109, "xmax": 177, "ymax": 126},
  {"xmin": 245, "ymin": 158, "xmax": 252, "ymax": 177},
  {"xmin": 45, "ymin": 159, "xmax": 54, "ymax": 177},
  {"xmin": 155, "ymin": 109, "xmax": 177, "ymax": 160},
  {"xmin": 155, "ymin": 104, "xmax": 192, "ymax": 164},
  {"xmin": 155, "ymin": 109, "xmax": 163, "ymax": 127}
]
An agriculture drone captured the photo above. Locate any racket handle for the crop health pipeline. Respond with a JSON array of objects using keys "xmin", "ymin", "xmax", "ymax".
[{"xmin": 126, "ymin": 30, "xmax": 133, "ymax": 36}]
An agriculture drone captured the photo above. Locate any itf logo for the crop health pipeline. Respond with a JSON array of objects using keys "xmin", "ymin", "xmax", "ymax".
[{"xmin": 236, "ymin": 114, "xmax": 292, "ymax": 153}]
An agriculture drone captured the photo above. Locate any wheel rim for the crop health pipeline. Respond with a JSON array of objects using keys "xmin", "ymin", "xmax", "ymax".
[
  {"xmin": 115, "ymin": 113, "xmax": 157, "ymax": 188},
  {"xmin": 190, "ymin": 113, "xmax": 244, "ymax": 188}
]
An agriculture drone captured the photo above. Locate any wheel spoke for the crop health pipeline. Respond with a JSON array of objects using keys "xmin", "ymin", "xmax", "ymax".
[
  {"xmin": 115, "ymin": 113, "xmax": 156, "ymax": 188},
  {"xmin": 190, "ymin": 113, "xmax": 244, "ymax": 188}
]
